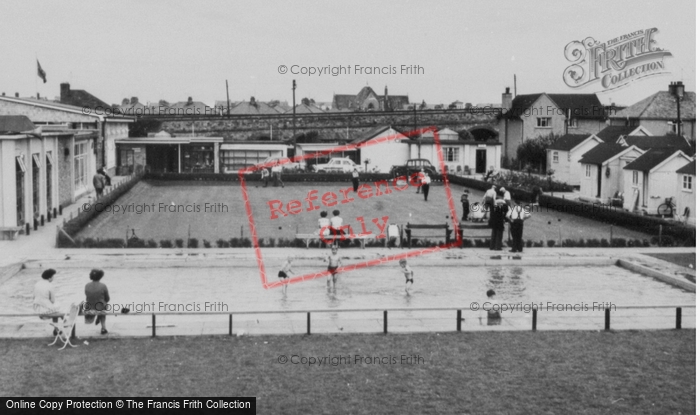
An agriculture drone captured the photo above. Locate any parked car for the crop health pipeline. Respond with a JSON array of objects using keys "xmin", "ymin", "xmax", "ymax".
[
  {"xmin": 312, "ymin": 157, "xmax": 359, "ymax": 173},
  {"xmin": 390, "ymin": 159, "xmax": 439, "ymax": 178},
  {"xmin": 262, "ymin": 156, "xmax": 305, "ymax": 172}
]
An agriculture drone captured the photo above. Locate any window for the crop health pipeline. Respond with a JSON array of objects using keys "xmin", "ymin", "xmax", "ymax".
[
  {"xmin": 74, "ymin": 141, "xmax": 88, "ymax": 191},
  {"xmin": 567, "ymin": 118, "xmax": 578, "ymax": 128},
  {"xmin": 585, "ymin": 164, "xmax": 591, "ymax": 177},
  {"xmin": 683, "ymin": 175, "xmax": 692, "ymax": 191},
  {"xmin": 632, "ymin": 171, "xmax": 638, "ymax": 185},
  {"xmin": 536, "ymin": 117, "xmax": 552, "ymax": 128},
  {"xmin": 220, "ymin": 149, "xmax": 282, "ymax": 172},
  {"xmin": 444, "ymin": 147, "xmax": 459, "ymax": 162},
  {"xmin": 552, "ymin": 152, "xmax": 559, "ymax": 164}
]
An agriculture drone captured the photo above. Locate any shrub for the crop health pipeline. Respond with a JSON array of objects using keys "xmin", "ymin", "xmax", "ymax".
[
  {"xmin": 147, "ymin": 239, "xmax": 158, "ymax": 248},
  {"xmin": 643, "ymin": 239, "xmax": 650, "ymax": 247},
  {"xmin": 651, "ymin": 235, "xmax": 675, "ymax": 247},
  {"xmin": 216, "ymin": 239, "xmax": 230, "ymax": 248},
  {"xmin": 586, "ymin": 239, "xmax": 601, "ymax": 247},
  {"xmin": 577, "ymin": 239, "xmax": 586, "ymax": 247},
  {"xmin": 203, "ymin": 239, "xmax": 211, "ymax": 248},
  {"xmin": 463, "ymin": 239, "xmax": 474, "ymax": 248},
  {"xmin": 600, "ymin": 238, "xmax": 610, "ymax": 248},
  {"xmin": 534, "ymin": 240, "xmax": 544, "ymax": 248},
  {"xmin": 127, "ymin": 237, "xmax": 146, "ymax": 248},
  {"xmin": 525, "ymin": 240, "xmax": 533, "ymax": 248},
  {"xmin": 187, "ymin": 238, "xmax": 199, "ymax": 248},
  {"xmin": 562, "ymin": 239, "xmax": 576, "ymax": 247},
  {"xmin": 292, "ymin": 238, "xmax": 306, "ymax": 248},
  {"xmin": 99, "ymin": 238, "xmax": 126, "ymax": 248},
  {"xmin": 611, "ymin": 238, "xmax": 627, "ymax": 247},
  {"xmin": 160, "ymin": 239, "xmax": 173, "ymax": 248},
  {"xmin": 175, "ymin": 239, "xmax": 184, "ymax": 248},
  {"xmin": 82, "ymin": 237, "xmax": 96, "ymax": 248},
  {"xmin": 547, "ymin": 240, "xmax": 556, "ymax": 248},
  {"xmin": 229, "ymin": 238, "xmax": 240, "ymax": 248}
]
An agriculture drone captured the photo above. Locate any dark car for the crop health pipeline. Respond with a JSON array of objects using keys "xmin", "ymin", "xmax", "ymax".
[{"xmin": 390, "ymin": 159, "xmax": 439, "ymax": 178}]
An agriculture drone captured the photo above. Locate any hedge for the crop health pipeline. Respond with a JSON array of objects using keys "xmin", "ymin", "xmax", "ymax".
[
  {"xmin": 57, "ymin": 173, "xmax": 144, "ymax": 247},
  {"xmin": 71, "ymin": 236, "xmax": 660, "ymax": 249}
]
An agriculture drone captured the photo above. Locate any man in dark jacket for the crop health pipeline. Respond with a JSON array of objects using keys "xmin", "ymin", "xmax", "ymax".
[{"xmin": 488, "ymin": 193, "xmax": 507, "ymax": 250}]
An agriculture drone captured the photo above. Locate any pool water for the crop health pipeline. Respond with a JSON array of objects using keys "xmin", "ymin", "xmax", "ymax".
[{"xmin": 1, "ymin": 264, "xmax": 694, "ymax": 334}]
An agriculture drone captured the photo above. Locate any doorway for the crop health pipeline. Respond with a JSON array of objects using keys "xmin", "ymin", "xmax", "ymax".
[{"xmin": 475, "ymin": 149, "xmax": 487, "ymax": 174}]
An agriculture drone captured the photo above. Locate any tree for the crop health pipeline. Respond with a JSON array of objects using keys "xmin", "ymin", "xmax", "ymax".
[
  {"xmin": 121, "ymin": 98, "xmax": 129, "ymax": 106},
  {"xmin": 516, "ymin": 133, "xmax": 559, "ymax": 173},
  {"xmin": 158, "ymin": 99, "xmax": 170, "ymax": 107},
  {"xmin": 301, "ymin": 97, "xmax": 311, "ymax": 106}
]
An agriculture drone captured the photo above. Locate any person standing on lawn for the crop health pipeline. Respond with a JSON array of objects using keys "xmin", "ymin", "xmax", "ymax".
[
  {"xmin": 272, "ymin": 162, "xmax": 284, "ymax": 187},
  {"xmin": 261, "ymin": 167, "xmax": 270, "ymax": 187},
  {"xmin": 488, "ymin": 192, "xmax": 507, "ymax": 251},
  {"xmin": 460, "ymin": 189, "xmax": 470, "ymax": 221},
  {"xmin": 352, "ymin": 167, "xmax": 360, "ymax": 192},
  {"xmin": 420, "ymin": 169, "xmax": 431, "ymax": 201},
  {"xmin": 507, "ymin": 200, "xmax": 530, "ymax": 253}
]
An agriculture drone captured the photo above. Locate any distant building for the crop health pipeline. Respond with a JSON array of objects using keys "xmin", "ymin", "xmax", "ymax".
[
  {"xmin": 351, "ymin": 126, "xmax": 409, "ymax": 173},
  {"xmin": 333, "ymin": 86, "xmax": 409, "ymax": 112},
  {"xmin": 578, "ymin": 143, "xmax": 645, "ymax": 203},
  {"xmin": 609, "ymin": 81, "xmax": 696, "ymax": 140},
  {"xmin": 676, "ymin": 160, "xmax": 695, "ymax": 225},
  {"xmin": 498, "ymin": 87, "xmax": 608, "ymax": 162},
  {"xmin": 547, "ymin": 134, "xmax": 602, "ymax": 186},
  {"xmin": 168, "ymin": 97, "xmax": 211, "ymax": 116},
  {"xmin": 622, "ymin": 148, "xmax": 693, "ymax": 214}
]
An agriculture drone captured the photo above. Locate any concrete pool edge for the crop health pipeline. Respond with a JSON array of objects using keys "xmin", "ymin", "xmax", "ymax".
[{"xmin": 617, "ymin": 259, "xmax": 696, "ymax": 293}]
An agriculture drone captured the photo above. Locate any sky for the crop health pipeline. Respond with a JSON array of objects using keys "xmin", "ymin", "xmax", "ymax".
[{"xmin": 0, "ymin": 0, "xmax": 695, "ymax": 107}]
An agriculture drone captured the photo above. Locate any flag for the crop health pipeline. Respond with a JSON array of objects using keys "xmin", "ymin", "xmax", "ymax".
[{"xmin": 37, "ymin": 60, "xmax": 47, "ymax": 83}]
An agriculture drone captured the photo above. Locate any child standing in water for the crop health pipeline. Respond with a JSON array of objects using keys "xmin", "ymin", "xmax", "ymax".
[
  {"xmin": 278, "ymin": 256, "xmax": 294, "ymax": 294},
  {"xmin": 326, "ymin": 246, "xmax": 342, "ymax": 291},
  {"xmin": 399, "ymin": 259, "xmax": 414, "ymax": 295},
  {"xmin": 480, "ymin": 289, "xmax": 501, "ymax": 326}
]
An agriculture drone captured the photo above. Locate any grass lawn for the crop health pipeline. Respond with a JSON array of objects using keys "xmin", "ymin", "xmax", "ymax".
[
  {"xmin": 644, "ymin": 253, "xmax": 696, "ymax": 269},
  {"xmin": 0, "ymin": 331, "xmax": 694, "ymax": 414},
  {"xmin": 76, "ymin": 180, "xmax": 650, "ymax": 243}
]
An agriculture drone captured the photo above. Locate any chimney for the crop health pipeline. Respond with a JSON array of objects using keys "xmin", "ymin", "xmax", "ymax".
[
  {"xmin": 60, "ymin": 83, "xmax": 71, "ymax": 101},
  {"xmin": 501, "ymin": 87, "xmax": 513, "ymax": 111},
  {"xmin": 187, "ymin": 96, "xmax": 193, "ymax": 105},
  {"xmin": 37, "ymin": 93, "xmax": 40, "ymax": 99},
  {"xmin": 15, "ymin": 92, "xmax": 19, "ymax": 97},
  {"xmin": 130, "ymin": 97, "xmax": 138, "ymax": 105}
]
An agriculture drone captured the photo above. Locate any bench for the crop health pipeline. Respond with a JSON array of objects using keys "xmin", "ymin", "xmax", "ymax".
[
  {"xmin": 404, "ymin": 223, "xmax": 452, "ymax": 248},
  {"xmin": 0, "ymin": 226, "xmax": 22, "ymax": 240},
  {"xmin": 455, "ymin": 223, "xmax": 492, "ymax": 246},
  {"xmin": 295, "ymin": 233, "xmax": 376, "ymax": 249}
]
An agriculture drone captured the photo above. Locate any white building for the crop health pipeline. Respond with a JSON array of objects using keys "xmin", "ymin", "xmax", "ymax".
[
  {"xmin": 622, "ymin": 149, "xmax": 693, "ymax": 214},
  {"xmin": 352, "ymin": 126, "xmax": 409, "ymax": 173},
  {"xmin": 547, "ymin": 134, "xmax": 602, "ymax": 186},
  {"xmin": 676, "ymin": 160, "xmax": 695, "ymax": 225},
  {"xmin": 579, "ymin": 143, "xmax": 645, "ymax": 203}
]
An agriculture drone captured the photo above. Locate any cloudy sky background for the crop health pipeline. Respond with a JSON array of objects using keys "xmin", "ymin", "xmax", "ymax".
[{"xmin": 1, "ymin": 0, "xmax": 695, "ymax": 107}]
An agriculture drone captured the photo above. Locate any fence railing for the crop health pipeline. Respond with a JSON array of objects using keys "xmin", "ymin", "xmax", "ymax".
[{"xmin": 1, "ymin": 304, "xmax": 694, "ymax": 338}]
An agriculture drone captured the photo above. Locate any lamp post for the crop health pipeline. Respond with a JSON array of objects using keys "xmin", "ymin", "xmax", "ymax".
[
  {"xmin": 364, "ymin": 158, "xmax": 370, "ymax": 173},
  {"xmin": 292, "ymin": 80, "xmax": 297, "ymax": 141}
]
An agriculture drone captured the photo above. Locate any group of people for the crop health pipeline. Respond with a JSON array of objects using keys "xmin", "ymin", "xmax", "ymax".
[
  {"xmin": 33, "ymin": 268, "xmax": 111, "ymax": 335},
  {"xmin": 92, "ymin": 167, "xmax": 112, "ymax": 197},
  {"xmin": 260, "ymin": 163, "xmax": 284, "ymax": 188},
  {"xmin": 459, "ymin": 185, "xmax": 531, "ymax": 252}
]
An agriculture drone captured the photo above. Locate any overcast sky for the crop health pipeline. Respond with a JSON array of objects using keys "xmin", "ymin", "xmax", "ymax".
[{"xmin": 0, "ymin": 0, "xmax": 695, "ymax": 107}]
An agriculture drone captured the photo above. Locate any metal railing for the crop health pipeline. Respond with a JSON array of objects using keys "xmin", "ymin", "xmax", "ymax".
[{"xmin": 0, "ymin": 304, "xmax": 694, "ymax": 338}]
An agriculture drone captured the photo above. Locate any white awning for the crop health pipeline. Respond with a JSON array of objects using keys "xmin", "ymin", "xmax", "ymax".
[{"xmin": 32, "ymin": 153, "xmax": 41, "ymax": 167}]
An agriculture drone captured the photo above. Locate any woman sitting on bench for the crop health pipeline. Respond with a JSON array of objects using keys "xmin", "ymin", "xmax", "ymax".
[{"xmin": 33, "ymin": 269, "xmax": 65, "ymax": 335}]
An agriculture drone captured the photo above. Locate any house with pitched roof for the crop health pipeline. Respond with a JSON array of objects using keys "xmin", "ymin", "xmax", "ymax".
[
  {"xmin": 594, "ymin": 125, "xmax": 652, "ymax": 143},
  {"xmin": 609, "ymin": 81, "xmax": 696, "ymax": 140},
  {"xmin": 168, "ymin": 97, "xmax": 211, "ymax": 116},
  {"xmin": 229, "ymin": 98, "xmax": 282, "ymax": 115},
  {"xmin": 498, "ymin": 87, "xmax": 608, "ymax": 162},
  {"xmin": 615, "ymin": 134, "xmax": 692, "ymax": 154},
  {"xmin": 351, "ymin": 126, "xmax": 409, "ymax": 173},
  {"xmin": 332, "ymin": 86, "xmax": 409, "ymax": 112},
  {"xmin": 0, "ymin": 90, "xmax": 132, "ymax": 179},
  {"xmin": 676, "ymin": 160, "xmax": 695, "ymax": 225},
  {"xmin": 578, "ymin": 143, "xmax": 645, "ymax": 203},
  {"xmin": 405, "ymin": 127, "xmax": 501, "ymax": 175},
  {"xmin": 622, "ymin": 149, "xmax": 693, "ymax": 214},
  {"xmin": 546, "ymin": 134, "xmax": 603, "ymax": 186}
]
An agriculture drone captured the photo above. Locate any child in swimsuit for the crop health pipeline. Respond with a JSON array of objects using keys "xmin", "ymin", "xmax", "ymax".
[
  {"xmin": 482, "ymin": 289, "xmax": 501, "ymax": 326},
  {"xmin": 399, "ymin": 259, "xmax": 413, "ymax": 294},
  {"xmin": 326, "ymin": 246, "xmax": 341, "ymax": 290},
  {"xmin": 278, "ymin": 256, "xmax": 294, "ymax": 294}
]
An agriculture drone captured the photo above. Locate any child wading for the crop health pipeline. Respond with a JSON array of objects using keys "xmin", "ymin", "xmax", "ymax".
[
  {"xmin": 326, "ymin": 246, "xmax": 342, "ymax": 291},
  {"xmin": 399, "ymin": 259, "xmax": 414, "ymax": 295},
  {"xmin": 278, "ymin": 256, "xmax": 294, "ymax": 294}
]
